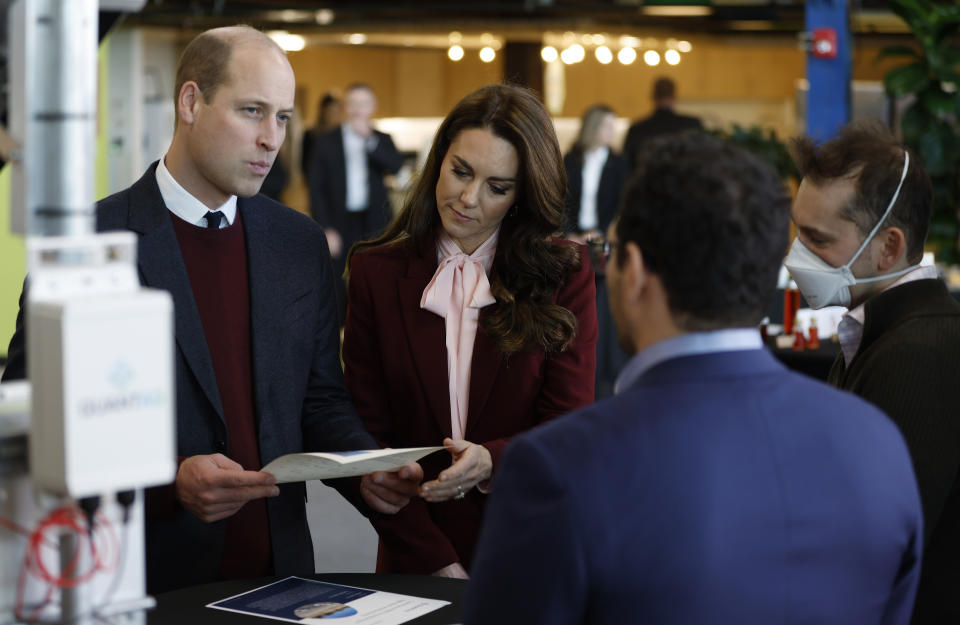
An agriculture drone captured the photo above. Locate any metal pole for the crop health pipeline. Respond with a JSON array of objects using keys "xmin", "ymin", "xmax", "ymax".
[{"xmin": 26, "ymin": 0, "xmax": 99, "ymax": 237}]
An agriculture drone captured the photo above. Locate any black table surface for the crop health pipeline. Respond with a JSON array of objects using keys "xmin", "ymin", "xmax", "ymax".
[
  {"xmin": 766, "ymin": 337, "xmax": 841, "ymax": 382},
  {"xmin": 148, "ymin": 573, "xmax": 466, "ymax": 625}
]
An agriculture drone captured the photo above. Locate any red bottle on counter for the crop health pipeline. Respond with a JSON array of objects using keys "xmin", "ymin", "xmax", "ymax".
[
  {"xmin": 807, "ymin": 317, "xmax": 820, "ymax": 349},
  {"xmin": 783, "ymin": 283, "xmax": 801, "ymax": 335},
  {"xmin": 792, "ymin": 315, "xmax": 806, "ymax": 351}
]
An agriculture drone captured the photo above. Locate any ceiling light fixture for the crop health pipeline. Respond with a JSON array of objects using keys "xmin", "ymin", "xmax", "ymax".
[
  {"xmin": 541, "ymin": 45, "xmax": 559, "ymax": 63},
  {"xmin": 618, "ymin": 47, "xmax": 637, "ymax": 65},
  {"xmin": 479, "ymin": 46, "xmax": 496, "ymax": 63},
  {"xmin": 448, "ymin": 45, "xmax": 464, "ymax": 61},
  {"xmin": 643, "ymin": 50, "xmax": 661, "ymax": 66},
  {"xmin": 267, "ymin": 31, "xmax": 305, "ymax": 52},
  {"xmin": 595, "ymin": 45, "xmax": 613, "ymax": 64},
  {"xmin": 641, "ymin": 5, "xmax": 712, "ymax": 16}
]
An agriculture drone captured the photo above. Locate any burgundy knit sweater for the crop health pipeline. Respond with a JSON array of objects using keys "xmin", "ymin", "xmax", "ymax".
[{"xmin": 171, "ymin": 210, "xmax": 272, "ymax": 579}]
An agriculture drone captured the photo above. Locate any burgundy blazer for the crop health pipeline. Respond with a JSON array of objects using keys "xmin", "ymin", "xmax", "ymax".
[{"xmin": 343, "ymin": 237, "xmax": 598, "ymax": 574}]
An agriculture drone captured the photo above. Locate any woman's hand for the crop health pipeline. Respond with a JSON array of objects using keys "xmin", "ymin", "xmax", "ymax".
[
  {"xmin": 432, "ymin": 562, "xmax": 470, "ymax": 579},
  {"xmin": 419, "ymin": 438, "xmax": 492, "ymax": 502}
]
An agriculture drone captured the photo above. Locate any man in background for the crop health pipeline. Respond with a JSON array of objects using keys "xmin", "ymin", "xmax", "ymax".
[
  {"xmin": 786, "ymin": 121, "xmax": 960, "ymax": 624},
  {"xmin": 3, "ymin": 26, "xmax": 420, "ymax": 593},
  {"xmin": 306, "ymin": 83, "xmax": 403, "ymax": 316},
  {"xmin": 464, "ymin": 132, "xmax": 922, "ymax": 625},
  {"xmin": 622, "ymin": 76, "xmax": 702, "ymax": 171}
]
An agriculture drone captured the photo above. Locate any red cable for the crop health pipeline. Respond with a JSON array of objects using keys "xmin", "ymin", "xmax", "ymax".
[{"xmin": 14, "ymin": 503, "xmax": 122, "ymax": 622}]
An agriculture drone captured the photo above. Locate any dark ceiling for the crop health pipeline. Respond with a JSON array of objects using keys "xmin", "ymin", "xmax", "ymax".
[{"xmin": 115, "ymin": 1, "xmax": 900, "ymax": 36}]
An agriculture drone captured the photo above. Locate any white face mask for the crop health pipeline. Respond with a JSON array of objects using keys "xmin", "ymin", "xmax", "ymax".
[{"xmin": 784, "ymin": 151, "xmax": 916, "ymax": 310}]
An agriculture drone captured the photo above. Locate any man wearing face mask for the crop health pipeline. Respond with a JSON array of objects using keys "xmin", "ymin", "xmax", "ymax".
[{"xmin": 785, "ymin": 121, "xmax": 960, "ymax": 624}]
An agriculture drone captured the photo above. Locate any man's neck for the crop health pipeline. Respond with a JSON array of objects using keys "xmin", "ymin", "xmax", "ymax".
[
  {"xmin": 164, "ymin": 138, "xmax": 230, "ymax": 210},
  {"xmin": 630, "ymin": 319, "xmax": 683, "ymax": 355}
]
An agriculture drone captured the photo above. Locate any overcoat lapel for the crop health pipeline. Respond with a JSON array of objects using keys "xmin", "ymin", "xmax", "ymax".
[
  {"xmin": 398, "ymin": 247, "xmax": 454, "ymax": 437},
  {"xmin": 127, "ymin": 168, "xmax": 224, "ymax": 422},
  {"xmin": 240, "ymin": 200, "xmax": 284, "ymax": 430},
  {"xmin": 465, "ymin": 310, "xmax": 502, "ymax": 436}
]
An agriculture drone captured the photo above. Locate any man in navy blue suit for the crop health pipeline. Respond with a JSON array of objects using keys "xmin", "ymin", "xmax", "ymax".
[
  {"xmin": 464, "ymin": 133, "xmax": 923, "ymax": 625},
  {"xmin": 3, "ymin": 26, "xmax": 420, "ymax": 593}
]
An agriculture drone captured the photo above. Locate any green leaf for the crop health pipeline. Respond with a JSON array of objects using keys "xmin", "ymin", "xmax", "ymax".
[
  {"xmin": 922, "ymin": 88, "xmax": 958, "ymax": 117},
  {"xmin": 900, "ymin": 101, "xmax": 929, "ymax": 146},
  {"xmin": 884, "ymin": 63, "xmax": 931, "ymax": 96},
  {"xmin": 919, "ymin": 126, "xmax": 951, "ymax": 176},
  {"xmin": 944, "ymin": 45, "xmax": 960, "ymax": 67},
  {"xmin": 888, "ymin": 0, "xmax": 929, "ymax": 29}
]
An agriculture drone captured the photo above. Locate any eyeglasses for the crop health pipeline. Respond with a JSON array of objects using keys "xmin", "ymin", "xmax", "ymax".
[{"xmin": 586, "ymin": 237, "xmax": 616, "ymax": 266}]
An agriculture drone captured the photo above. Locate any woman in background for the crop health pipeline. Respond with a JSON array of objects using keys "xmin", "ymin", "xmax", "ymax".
[
  {"xmin": 564, "ymin": 104, "xmax": 629, "ymax": 397},
  {"xmin": 343, "ymin": 84, "xmax": 598, "ymax": 578},
  {"xmin": 300, "ymin": 92, "xmax": 343, "ymax": 177},
  {"xmin": 563, "ymin": 104, "xmax": 628, "ymax": 242}
]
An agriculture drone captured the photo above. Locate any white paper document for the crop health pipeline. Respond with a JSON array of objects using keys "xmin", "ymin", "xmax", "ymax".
[
  {"xmin": 208, "ymin": 576, "xmax": 450, "ymax": 624},
  {"xmin": 261, "ymin": 446, "xmax": 444, "ymax": 483}
]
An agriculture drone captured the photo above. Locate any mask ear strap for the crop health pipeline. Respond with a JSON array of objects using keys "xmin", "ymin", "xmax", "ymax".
[
  {"xmin": 843, "ymin": 151, "xmax": 910, "ymax": 270},
  {"xmin": 854, "ymin": 263, "xmax": 921, "ymax": 284}
]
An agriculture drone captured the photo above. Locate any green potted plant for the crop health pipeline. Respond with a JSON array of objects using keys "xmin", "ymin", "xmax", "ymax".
[
  {"xmin": 710, "ymin": 124, "xmax": 799, "ymax": 184},
  {"xmin": 881, "ymin": 0, "xmax": 960, "ymax": 263}
]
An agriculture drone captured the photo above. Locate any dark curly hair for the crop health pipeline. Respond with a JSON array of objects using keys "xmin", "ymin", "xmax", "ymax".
[
  {"xmin": 348, "ymin": 84, "xmax": 581, "ymax": 353},
  {"xmin": 617, "ymin": 131, "xmax": 790, "ymax": 330}
]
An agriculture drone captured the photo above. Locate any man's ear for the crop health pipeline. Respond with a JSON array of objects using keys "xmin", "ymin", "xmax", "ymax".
[
  {"xmin": 177, "ymin": 81, "xmax": 203, "ymax": 125},
  {"xmin": 875, "ymin": 226, "xmax": 908, "ymax": 270},
  {"xmin": 621, "ymin": 241, "xmax": 648, "ymax": 303}
]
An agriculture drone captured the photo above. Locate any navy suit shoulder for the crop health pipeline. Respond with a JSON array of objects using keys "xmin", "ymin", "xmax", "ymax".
[{"xmin": 465, "ymin": 349, "xmax": 922, "ymax": 625}]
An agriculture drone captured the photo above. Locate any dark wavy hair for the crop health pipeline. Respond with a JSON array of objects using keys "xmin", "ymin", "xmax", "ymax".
[{"xmin": 348, "ymin": 84, "xmax": 581, "ymax": 354}]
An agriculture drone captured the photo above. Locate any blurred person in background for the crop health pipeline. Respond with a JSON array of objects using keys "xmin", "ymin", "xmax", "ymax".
[
  {"xmin": 307, "ymin": 83, "xmax": 403, "ymax": 318},
  {"xmin": 300, "ymin": 91, "xmax": 343, "ymax": 177},
  {"xmin": 563, "ymin": 104, "xmax": 627, "ymax": 242},
  {"xmin": 623, "ymin": 76, "xmax": 702, "ymax": 171},
  {"xmin": 343, "ymin": 84, "xmax": 598, "ymax": 578},
  {"xmin": 564, "ymin": 104, "xmax": 629, "ymax": 398}
]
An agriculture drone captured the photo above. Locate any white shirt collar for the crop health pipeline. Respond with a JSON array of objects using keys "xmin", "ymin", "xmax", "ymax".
[{"xmin": 155, "ymin": 156, "xmax": 238, "ymax": 228}]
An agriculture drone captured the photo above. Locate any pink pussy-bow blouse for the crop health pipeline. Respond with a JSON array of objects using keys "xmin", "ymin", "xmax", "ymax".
[{"xmin": 420, "ymin": 229, "xmax": 498, "ymax": 439}]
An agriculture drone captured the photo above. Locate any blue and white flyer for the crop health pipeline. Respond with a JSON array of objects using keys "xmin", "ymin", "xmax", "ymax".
[{"xmin": 207, "ymin": 577, "xmax": 450, "ymax": 624}]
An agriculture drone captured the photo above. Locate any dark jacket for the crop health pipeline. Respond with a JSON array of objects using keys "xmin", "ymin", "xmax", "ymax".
[
  {"xmin": 623, "ymin": 108, "xmax": 703, "ymax": 171},
  {"xmin": 343, "ymin": 238, "xmax": 598, "ymax": 574},
  {"xmin": 306, "ymin": 125, "xmax": 403, "ymax": 235},
  {"xmin": 3, "ymin": 163, "xmax": 377, "ymax": 593},
  {"xmin": 563, "ymin": 149, "xmax": 628, "ymax": 235},
  {"xmin": 829, "ymin": 278, "xmax": 960, "ymax": 625}
]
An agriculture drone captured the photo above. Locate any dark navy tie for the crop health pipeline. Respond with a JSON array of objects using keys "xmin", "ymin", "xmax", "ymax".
[{"xmin": 204, "ymin": 211, "xmax": 223, "ymax": 229}]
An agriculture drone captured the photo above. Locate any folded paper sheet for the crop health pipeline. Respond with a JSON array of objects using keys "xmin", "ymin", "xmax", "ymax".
[{"xmin": 261, "ymin": 447, "xmax": 445, "ymax": 483}]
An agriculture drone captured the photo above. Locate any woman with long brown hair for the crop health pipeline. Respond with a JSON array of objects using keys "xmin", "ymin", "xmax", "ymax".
[{"xmin": 343, "ymin": 84, "xmax": 598, "ymax": 577}]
